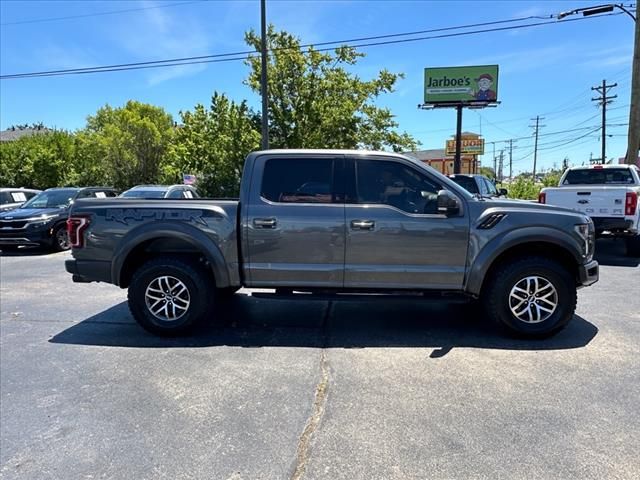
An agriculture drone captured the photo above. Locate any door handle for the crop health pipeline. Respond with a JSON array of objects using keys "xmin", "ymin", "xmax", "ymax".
[
  {"xmin": 351, "ymin": 220, "xmax": 375, "ymax": 230},
  {"xmin": 253, "ymin": 218, "xmax": 277, "ymax": 228}
]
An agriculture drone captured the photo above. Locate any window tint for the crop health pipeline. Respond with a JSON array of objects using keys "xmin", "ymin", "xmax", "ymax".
[
  {"xmin": 450, "ymin": 176, "xmax": 478, "ymax": 194},
  {"xmin": 262, "ymin": 158, "xmax": 335, "ymax": 203},
  {"xmin": 21, "ymin": 189, "xmax": 77, "ymax": 209},
  {"xmin": 167, "ymin": 189, "xmax": 184, "ymax": 199},
  {"xmin": 0, "ymin": 192, "xmax": 11, "ymax": 204},
  {"xmin": 563, "ymin": 168, "xmax": 635, "ymax": 185},
  {"xmin": 77, "ymin": 190, "xmax": 94, "ymax": 199},
  {"xmin": 477, "ymin": 178, "xmax": 488, "ymax": 195},
  {"xmin": 356, "ymin": 159, "xmax": 441, "ymax": 214},
  {"xmin": 484, "ymin": 178, "xmax": 498, "ymax": 195}
]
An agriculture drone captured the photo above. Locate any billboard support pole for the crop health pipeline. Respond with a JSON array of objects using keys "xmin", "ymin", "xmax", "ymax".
[{"xmin": 454, "ymin": 105, "xmax": 463, "ymax": 174}]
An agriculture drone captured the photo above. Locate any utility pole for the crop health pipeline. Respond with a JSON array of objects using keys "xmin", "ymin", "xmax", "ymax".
[
  {"xmin": 498, "ymin": 150, "xmax": 504, "ymax": 182},
  {"xmin": 454, "ymin": 106, "xmax": 463, "ymax": 174},
  {"xmin": 260, "ymin": 0, "xmax": 269, "ymax": 150},
  {"xmin": 530, "ymin": 116, "xmax": 545, "ymax": 179},
  {"xmin": 508, "ymin": 139, "xmax": 514, "ymax": 180},
  {"xmin": 490, "ymin": 141, "xmax": 496, "ymax": 180},
  {"xmin": 627, "ymin": 15, "xmax": 640, "ymax": 165},
  {"xmin": 592, "ymin": 79, "xmax": 617, "ymax": 164}
]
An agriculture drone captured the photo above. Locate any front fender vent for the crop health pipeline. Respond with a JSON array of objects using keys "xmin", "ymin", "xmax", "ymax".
[{"xmin": 478, "ymin": 213, "xmax": 507, "ymax": 229}]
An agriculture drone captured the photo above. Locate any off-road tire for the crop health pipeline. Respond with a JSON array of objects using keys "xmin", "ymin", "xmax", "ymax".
[
  {"xmin": 482, "ymin": 256, "xmax": 576, "ymax": 338},
  {"xmin": 625, "ymin": 235, "xmax": 640, "ymax": 257},
  {"xmin": 128, "ymin": 256, "xmax": 214, "ymax": 336}
]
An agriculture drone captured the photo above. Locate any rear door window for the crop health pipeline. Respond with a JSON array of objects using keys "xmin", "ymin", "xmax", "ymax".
[{"xmin": 261, "ymin": 158, "xmax": 336, "ymax": 204}]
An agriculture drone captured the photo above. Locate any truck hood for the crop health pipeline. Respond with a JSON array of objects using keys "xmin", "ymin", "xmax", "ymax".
[
  {"xmin": 484, "ymin": 197, "xmax": 577, "ymax": 213},
  {"xmin": 0, "ymin": 207, "xmax": 66, "ymax": 220}
]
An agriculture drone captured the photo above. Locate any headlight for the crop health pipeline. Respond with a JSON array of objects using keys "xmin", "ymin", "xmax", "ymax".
[
  {"xmin": 27, "ymin": 214, "xmax": 58, "ymax": 225},
  {"xmin": 574, "ymin": 223, "xmax": 593, "ymax": 260}
]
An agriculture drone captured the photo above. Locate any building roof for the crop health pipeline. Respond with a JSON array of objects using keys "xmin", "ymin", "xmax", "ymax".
[{"xmin": 0, "ymin": 127, "xmax": 50, "ymax": 142}]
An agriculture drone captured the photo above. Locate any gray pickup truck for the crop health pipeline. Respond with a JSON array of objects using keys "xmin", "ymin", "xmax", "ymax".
[{"xmin": 65, "ymin": 149, "xmax": 599, "ymax": 338}]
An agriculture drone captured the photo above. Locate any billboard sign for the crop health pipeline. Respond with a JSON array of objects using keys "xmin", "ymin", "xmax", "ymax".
[
  {"xmin": 445, "ymin": 138, "xmax": 485, "ymax": 155},
  {"xmin": 424, "ymin": 65, "xmax": 499, "ymax": 104}
]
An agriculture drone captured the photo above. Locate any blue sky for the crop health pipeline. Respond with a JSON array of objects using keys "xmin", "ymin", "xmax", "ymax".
[{"xmin": 0, "ymin": 0, "xmax": 635, "ymax": 174}]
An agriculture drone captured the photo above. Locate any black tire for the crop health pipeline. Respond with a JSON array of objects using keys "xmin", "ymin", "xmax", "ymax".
[
  {"xmin": 51, "ymin": 224, "xmax": 70, "ymax": 252},
  {"xmin": 128, "ymin": 256, "xmax": 215, "ymax": 336},
  {"xmin": 625, "ymin": 235, "xmax": 640, "ymax": 257},
  {"xmin": 482, "ymin": 256, "xmax": 576, "ymax": 338}
]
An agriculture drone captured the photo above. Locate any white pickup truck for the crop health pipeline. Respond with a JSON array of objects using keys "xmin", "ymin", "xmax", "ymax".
[{"xmin": 539, "ymin": 164, "xmax": 640, "ymax": 256}]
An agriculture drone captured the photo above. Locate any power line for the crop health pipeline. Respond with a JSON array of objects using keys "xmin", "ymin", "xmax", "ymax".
[
  {"xmin": 0, "ymin": 11, "xmax": 627, "ymax": 80},
  {"xmin": 0, "ymin": 1, "xmax": 204, "ymax": 26}
]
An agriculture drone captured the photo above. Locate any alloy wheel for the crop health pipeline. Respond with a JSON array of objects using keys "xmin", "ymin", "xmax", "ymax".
[{"xmin": 508, "ymin": 276, "xmax": 558, "ymax": 324}]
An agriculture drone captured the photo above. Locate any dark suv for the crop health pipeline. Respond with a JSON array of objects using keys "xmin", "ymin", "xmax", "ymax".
[{"xmin": 0, "ymin": 187, "xmax": 117, "ymax": 251}]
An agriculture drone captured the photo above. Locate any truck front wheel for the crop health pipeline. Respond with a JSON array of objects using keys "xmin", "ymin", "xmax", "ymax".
[
  {"xmin": 482, "ymin": 256, "xmax": 577, "ymax": 338},
  {"xmin": 128, "ymin": 256, "xmax": 214, "ymax": 336}
]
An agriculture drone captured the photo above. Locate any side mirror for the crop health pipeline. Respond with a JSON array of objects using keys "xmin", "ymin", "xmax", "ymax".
[
  {"xmin": 499, "ymin": 188, "xmax": 508, "ymax": 197},
  {"xmin": 437, "ymin": 189, "xmax": 460, "ymax": 216}
]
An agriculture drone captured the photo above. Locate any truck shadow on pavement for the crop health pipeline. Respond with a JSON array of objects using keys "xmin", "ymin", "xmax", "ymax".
[
  {"xmin": 50, "ymin": 295, "xmax": 598, "ymax": 355},
  {"xmin": 0, "ymin": 246, "xmax": 56, "ymax": 257},
  {"xmin": 594, "ymin": 238, "xmax": 640, "ymax": 267}
]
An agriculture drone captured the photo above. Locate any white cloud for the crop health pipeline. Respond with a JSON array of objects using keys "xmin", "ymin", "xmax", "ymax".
[{"xmin": 110, "ymin": 0, "xmax": 213, "ymax": 86}]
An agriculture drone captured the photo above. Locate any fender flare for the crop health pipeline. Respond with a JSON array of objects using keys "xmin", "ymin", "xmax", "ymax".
[
  {"xmin": 111, "ymin": 221, "xmax": 231, "ymax": 288},
  {"xmin": 465, "ymin": 226, "xmax": 583, "ymax": 296}
]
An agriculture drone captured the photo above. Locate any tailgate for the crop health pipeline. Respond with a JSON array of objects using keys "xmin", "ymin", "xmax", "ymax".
[{"xmin": 545, "ymin": 187, "xmax": 627, "ymax": 217}]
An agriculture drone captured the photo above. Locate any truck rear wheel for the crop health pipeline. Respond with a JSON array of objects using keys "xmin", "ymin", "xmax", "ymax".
[
  {"xmin": 482, "ymin": 256, "xmax": 576, "ymax": 338},
  {"xmin": 128, "ymin": 256, "xmax": 214, "ymax": 336},
  {"xmin": 625, "ymin": 235, "xmax": 640, "ymax": 257}
]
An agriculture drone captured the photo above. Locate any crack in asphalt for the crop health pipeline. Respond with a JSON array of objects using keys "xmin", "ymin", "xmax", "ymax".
[{"xmin": 290, "ymin": 300, "xmax": 332, "ymax": 480}]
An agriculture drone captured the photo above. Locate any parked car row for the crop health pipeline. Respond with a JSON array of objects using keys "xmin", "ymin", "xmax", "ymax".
[{"xmin": 0, "ymin": 184, "xmax": 200, "ymax": 251}]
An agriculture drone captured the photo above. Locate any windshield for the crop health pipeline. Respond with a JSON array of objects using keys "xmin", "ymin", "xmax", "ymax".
[
  {"xmin": 449, "ymin": 176, "xmax": 479, "ymax": 194},
  {"xmin": 120, "ymin": 189, "xmax": 167, "ymax": 198},
  {"xmin": 563, "ymin": 168, "xmax": 635, "ymax": 185},
  {"xmin": 20, "ymin": 189, "xmax": 77, "ymax": 209}
]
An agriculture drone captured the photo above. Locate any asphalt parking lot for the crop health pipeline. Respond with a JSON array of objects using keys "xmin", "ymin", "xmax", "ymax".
[{"xmin": 1, "ymin": 240, "xmax": 639, "ymax": 480}]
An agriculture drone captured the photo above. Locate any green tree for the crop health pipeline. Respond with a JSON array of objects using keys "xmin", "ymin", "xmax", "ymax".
[
  {"xmin": 0, "ymin": 130, "xmax": 76, "ymax": 189},
  {"xmin": 80, "ymin": 101, "xmax": 175, "ymax": 189},
  {"xmin": 508, "ymin": 177, "xmax": 540, "ymax": 200},
  {"xmin": 170, "ymin": 92, "xmax": 261, "ymax": 197},
  {"xmin": 244, "ymin": 26, "xmax": 418, "ymax": 152},
  {"xmin": 479, "ymin": 166, "xmax": 496, "ymax": 180}
]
